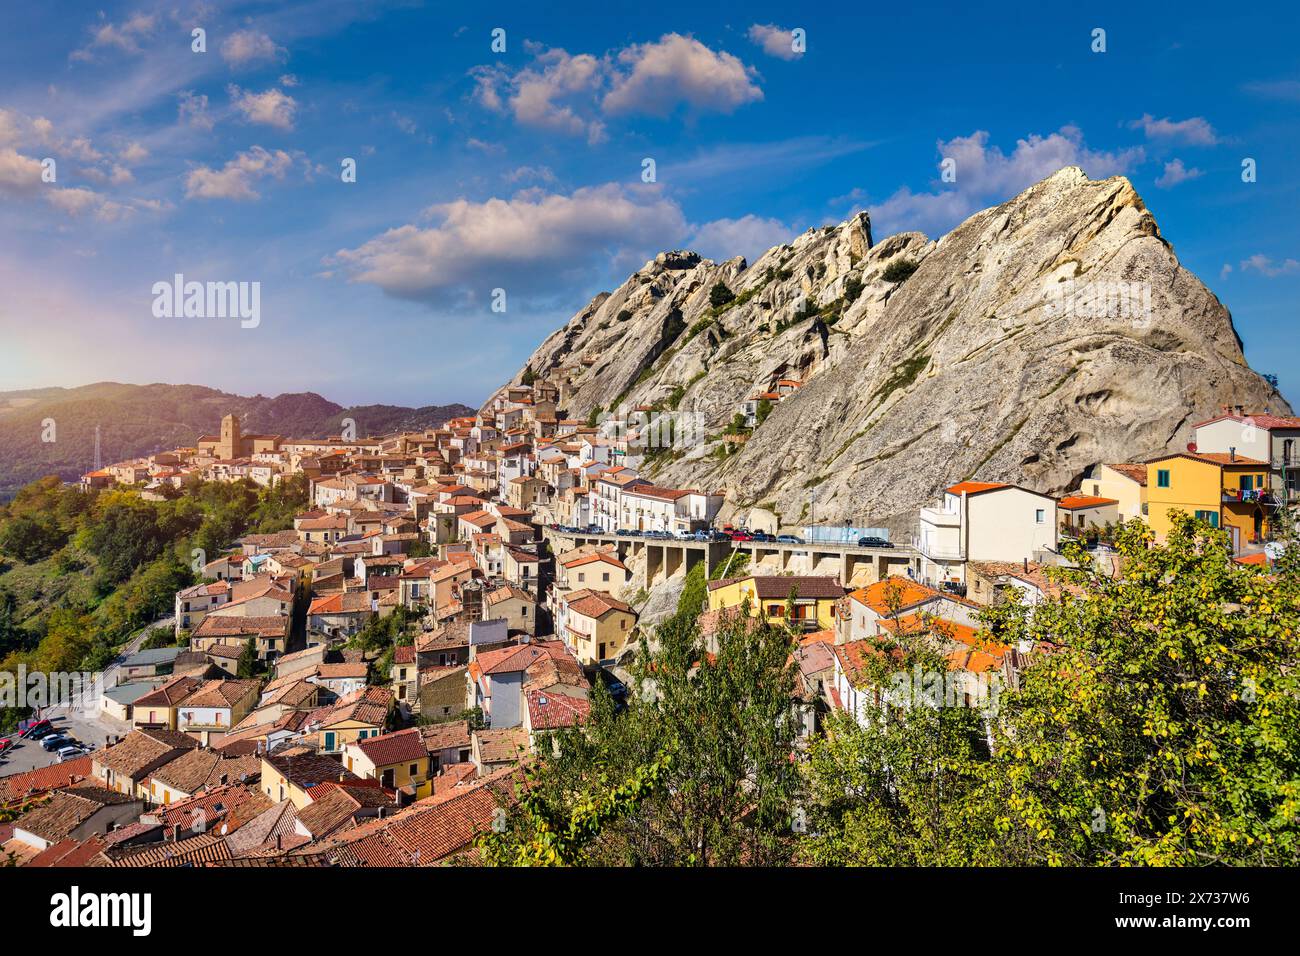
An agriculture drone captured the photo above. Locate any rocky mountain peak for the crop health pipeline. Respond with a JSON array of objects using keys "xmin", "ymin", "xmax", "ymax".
[{"xmin": 501, "ymin": 167, "xmax": 1289, "ymax": 534}]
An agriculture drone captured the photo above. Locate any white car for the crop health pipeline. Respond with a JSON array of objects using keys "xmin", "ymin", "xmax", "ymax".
[{"xmin": 57, "ymin": 745, "xmax": 85, "ymax": 762}]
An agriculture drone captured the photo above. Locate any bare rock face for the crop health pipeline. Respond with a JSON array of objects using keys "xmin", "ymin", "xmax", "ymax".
[{"xmin": 498, "ymin": 167, "xmax": 1290, "ymax": 534}]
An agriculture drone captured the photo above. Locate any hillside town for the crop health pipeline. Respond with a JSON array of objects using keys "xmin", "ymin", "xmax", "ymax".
[{"xmin": 2, "ymin": 377, "xmax": 1297, "ymax": 868}]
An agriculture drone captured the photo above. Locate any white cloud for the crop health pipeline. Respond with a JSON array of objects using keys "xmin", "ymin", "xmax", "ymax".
[
  {"xmin": 747, "ymin": 24, "xmax": 801, "ymax": 61},
  {"xmin": 220, "ymin": 29, "xmax": 282, "ymax": 67},
  {"xmin": 332, "ymin": 183, "xmax": 687, "ymax": 305},
  {"xmin": 1239, "ymin": 254, "xmax": 1300, "ymax": 278},
  {"xmin": 603, "ymin": 34, "xmax": 762, "ymax": 117},
  {"xmin": 470, "ymin": 34, "xmax": 761, "ymax": 142},
  {"xmin": 472, "ymin": 46, "xmax": 606, "ymax": 143},
  {"xmin": 179, "ymin": 91, "xmax": 214, "ymax": 130},
  {"xmin": 505, "ymin": 165, "xmax": 557, "ymax": 185},
  {"xmin": 867, "ymin": 127, "xmax": 1145, "ymax": 237},
  {"xmin": 1127, "ymin": 113, "xmax": 1220, "ymax": 146},
  {"xmin": 1155, "ymin": 158, "xmax": 1203, "ymax": 188},
  {"xmin": 229, "ymin": 85, "xmax": 298, "ymax": 130},
  {"xmin": 119, "ymin": 142, "xmax": 149, "ymax": 164},
  {"xmin": 687, "ymin": 214, "xmax": 794, "ymax": 264},
  {"xmin": 43, "ymin": 186, "xmax": 133, "ymax": 222},
  {"xmin": 0, "ymin": 147, "xmax": 45, "ymax": 196},
  {"xmin": 71, "ymin": 13, "xmax": 156, "ymax": 61},
  {"xmin": 185, "ymin": 145, "xmax": 294, "ymax": 201},
  {"xmin": 1242, "ymin": 79, "xmax": 1300, "ymax": 101},
  {"xmin": 0, "ymin": 109, "xmax": 21, "ymax": 147}
]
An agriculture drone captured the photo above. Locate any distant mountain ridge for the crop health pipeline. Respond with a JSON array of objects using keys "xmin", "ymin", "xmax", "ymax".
[{"xmin": 0, "ymin": 382, "xmax": 473, "ymax": 499}]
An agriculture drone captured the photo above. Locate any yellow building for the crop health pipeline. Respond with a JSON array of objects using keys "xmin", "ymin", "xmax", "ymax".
[
  {"xmin": 559, "ymin": 589, "xmax": 637, "ymax": 664},
  {"xmin": 704, "ymin": 575, "xmax": 847, "ymax": 633},
  {"xmin": 343, "ymin": 727, "xmax": 429, "ymax": 790},
  {"xmin": 304, "ymin": 686, "xmax": 394, "ymax": 756},
  {"xmin": 1146, "ymin": 452, "xmax": 1271, "ymax": 551}
]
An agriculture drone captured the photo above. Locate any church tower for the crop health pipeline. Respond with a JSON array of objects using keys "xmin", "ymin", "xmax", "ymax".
[{"xmin": 218, "ymin": 413, "xmax": 241, "ymax": 460}]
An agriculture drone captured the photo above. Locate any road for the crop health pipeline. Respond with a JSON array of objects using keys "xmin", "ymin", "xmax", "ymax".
[{"xmin": 0, "ymin": 615, "xmax": 172, "ymax": 778}]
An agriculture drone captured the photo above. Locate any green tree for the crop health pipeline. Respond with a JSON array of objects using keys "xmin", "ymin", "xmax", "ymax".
[
  {"xmin": 802, "ymin": 515, "xmax": 1300, "ymax": 866},
  {"xmin": 511, "ymin": 604, "xmax": 802, "ymax": 865},
  {"xmin": 709, "ymin": 281, "xmax": 736, "ymax": 309},
  {"xmin": 236, "ymin": 637, "xmax": 258, "ymax": 678}
]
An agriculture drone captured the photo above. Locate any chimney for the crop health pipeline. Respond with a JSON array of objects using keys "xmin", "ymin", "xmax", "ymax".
[
  {"xmin": 1023, "ymin": 557, "xmax": 1028, "ymax": 573},
  {"xmin": 1230, "ymin": 447, "xmax": 1237, "ymax": 462}
]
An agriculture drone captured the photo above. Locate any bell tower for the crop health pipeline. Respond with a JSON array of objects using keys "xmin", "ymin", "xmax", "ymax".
[{"xmin": 219, "ymin": 413, "xmax": 241, "ymax": 459}]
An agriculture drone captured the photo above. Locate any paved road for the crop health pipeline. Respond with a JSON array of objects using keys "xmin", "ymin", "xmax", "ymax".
[{"xmin": 0, "ymin": 615, "xmax": 171, "ymax": 778}]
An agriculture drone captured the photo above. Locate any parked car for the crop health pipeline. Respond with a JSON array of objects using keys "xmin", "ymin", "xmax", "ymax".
[
  {"xmin": 585, "ymin": 524, "xmax": 603, "ymax": 534},
  {"xmin": 857, "ymin": 536, "xmax": 895, "ymax": 548},
  {"xmin": 776, "ymin": 534, "xmax": 805, "ymax": 544},
  {"xmin": 707, "ymin": 530, "xmax": 732, "ymax": 542},
  {"xmin": 728, "ymin": 530, "xmax": 754, "ymax": 542},
  {"xmin": 20, "ymin": 718, "xmax": 53, "ymax": 739},
  {"xmin": 41, "ymin": 733, "xmax": 73, "ymax": 752},
  {"xmin": 615, "ymin": 528, "xmax": 634, "ymax": 536},
  {"xmin": 0, "ymin": 738, "xmax": 14, "ymax": 755},
  {"xmin": 58, "ymin": 745, "xmax": 87, "ymax": 762},
  {"xmin": 750, "ymin": 532, "xmax": 776, "ymax": 542}
]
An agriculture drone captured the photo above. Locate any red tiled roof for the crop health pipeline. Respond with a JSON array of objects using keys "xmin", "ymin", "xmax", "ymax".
[{"xmin": 352, "ymin": 727, "xmax": 427, "ymax": 767}]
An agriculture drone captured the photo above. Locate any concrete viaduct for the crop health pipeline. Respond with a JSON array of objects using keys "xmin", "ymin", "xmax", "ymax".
[{"xmin": 541, "ymin": 529, "xmax": 917, "ymax": 589}]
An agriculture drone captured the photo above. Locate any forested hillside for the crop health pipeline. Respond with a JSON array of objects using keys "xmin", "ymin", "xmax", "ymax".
[{"xmin": 0, "ymin": 473, "xmax": 309, "ymax": 731}]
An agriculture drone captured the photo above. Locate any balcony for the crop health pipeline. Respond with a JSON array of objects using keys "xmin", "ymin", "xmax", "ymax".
[
  {"xmin": 919, "ymin": 505, "xmax": 960, "ymax": 528},
  {"xmin": 910, "ymin": 535, "xmax": 964, "ymax": 562},
  {"xmin": 1222, "ymin": 490, "xmax": 1277, "ymax": 505}
]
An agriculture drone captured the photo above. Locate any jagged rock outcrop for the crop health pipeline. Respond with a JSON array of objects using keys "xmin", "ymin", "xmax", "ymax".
[{"xmin": 497, "ymin": 167, "xmax": 1290, "ymax": 534}]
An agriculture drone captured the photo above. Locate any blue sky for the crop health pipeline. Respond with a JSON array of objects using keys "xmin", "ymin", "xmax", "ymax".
[{"xmin": 1, "ymin": 0, "xmax": 1296, "ymax": 408}]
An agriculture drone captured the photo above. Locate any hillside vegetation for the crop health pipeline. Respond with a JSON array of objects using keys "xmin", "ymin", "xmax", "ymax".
[{"xmin": 0, "ymin": 473, "xmax": 308, "ymax": 731}]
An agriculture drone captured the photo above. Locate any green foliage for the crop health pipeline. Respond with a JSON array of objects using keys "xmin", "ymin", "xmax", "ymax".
[
  {"xmin": 236, "ymin": 637, "xmax": 258, "ymax": 678},
  {"xmin": 478, "ymin": 751, "xmax": 674, "ymax": 866},
  {"xmin": 498, "ymin": 605, "xmax": 801, "ymax": 865},
  {"xmin": 867, "ymin": 353, "xmax": 930, "ymax": 410},
  {"xmin": 755, "ymin": 398, "xmax": 774, "ymax": 425},
  {"xmin": 843, "ymin": 275, "xmax": 864, "ymax": 304},
  {"xmin": 881, "ymin": 258, "xmax": 919, "ymax": 283},
  {"xmin": 521, "ymin": 366, "xmax": 536, "ymax": 386},
  {"xmin": 708, "ymin": 281, "xmax": 736, "ymax": 309},
  {"xmin": 803, "ymin": 516, "xmax": 1300, "ymax": 866},
  {"xmin": 0, "ymin": 472, "xmax": 310, "ymax": 713}
]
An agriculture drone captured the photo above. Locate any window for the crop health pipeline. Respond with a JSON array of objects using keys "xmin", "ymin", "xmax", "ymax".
[
  {"xmin": 1241, "ymin": 475, "xmax": 1253, "ymax": 491},
  {"xmin": 1157, "ymin": 469, "xmax": 1171, "ymax": 488},
  {"xmin": 1194, "ymin": 510, "xmax": 1220, "ymax": 528},
  {"xmin": 1035, "ymin": 509, "xmax": 1045, "ymax": 524}
]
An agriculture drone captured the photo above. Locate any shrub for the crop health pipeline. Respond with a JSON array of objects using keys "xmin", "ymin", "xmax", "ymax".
[{"xmin": 881, "ymin": 258, "xmax": 919, "ymax": 283}]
